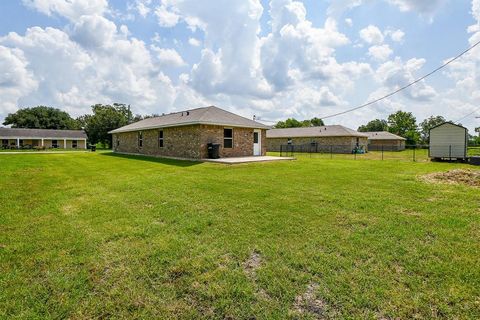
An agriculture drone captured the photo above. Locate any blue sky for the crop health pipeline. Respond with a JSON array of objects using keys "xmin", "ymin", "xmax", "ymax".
[{"xmin": 0, "ymin": 0, "xmax": 479, "ymax": 132}]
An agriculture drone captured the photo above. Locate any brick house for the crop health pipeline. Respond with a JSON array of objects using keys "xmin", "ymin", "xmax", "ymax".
[
  {"xmin": 366, "ymin": 131, "xmax": 406, "ymax": 151},
  {"xmin": 266, "ymin": 125, "xmax": 369, "ymax": 153},
  {"xmin": 0, "ymin": 128, "xmax": 87, "ymax": 149},
  {"xmin": 108, "ymin": 106, "xmax": 269, "ymax": 159}
]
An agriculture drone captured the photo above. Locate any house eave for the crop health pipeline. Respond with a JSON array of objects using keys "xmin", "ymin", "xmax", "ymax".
[{"xmin": 108, "ymin": 121, "xmax": 269, "ymax": 134}]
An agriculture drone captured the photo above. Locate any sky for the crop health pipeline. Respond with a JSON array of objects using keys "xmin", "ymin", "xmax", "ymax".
[{"xmin": 0, "ymin": 0, "xmax": 479, "ymax": 132}]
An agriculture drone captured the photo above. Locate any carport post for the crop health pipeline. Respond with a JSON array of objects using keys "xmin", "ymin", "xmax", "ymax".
[
  {"xmin": 64, "ymin": 139, "xmax": 67, "ymax": 149},
  {"xmin": 16, "ymin": 138, "xmax": 19, "ymax": 149},
  {"xmin": 41, "ymin": 138, "xmax": 44, "ymax": 147}
]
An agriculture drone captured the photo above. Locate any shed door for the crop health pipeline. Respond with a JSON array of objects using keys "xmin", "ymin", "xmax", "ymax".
[{"xmin": 253, "ymin": 130, "xmax": 261, "ymax": 156}]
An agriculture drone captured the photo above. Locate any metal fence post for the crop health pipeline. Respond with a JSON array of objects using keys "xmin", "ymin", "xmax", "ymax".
[
  {"xmin": 449, "ymin": 145, "xmax": 452, "ymax": 160},
  {"xmin": 382, "ymin": 145, "xmax": 384, "ymax": 160},
  {"xmin": 413, "ymin": 145, "xmax": 416, "ymax": 162},
  {"xmin": 330, "ymin": 145, "xmax": 333, "ymax": 159}
]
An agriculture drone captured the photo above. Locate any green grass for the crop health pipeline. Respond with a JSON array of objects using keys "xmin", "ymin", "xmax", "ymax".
[{"xmin": 1, "ymin": 152, "xmax": 479, "ymax": 319}]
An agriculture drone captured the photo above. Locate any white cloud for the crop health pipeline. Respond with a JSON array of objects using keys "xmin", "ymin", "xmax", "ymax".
[
  {"xmin": 328, "ymin": 0, "xmax": 447, "ymax": 19},
  {"xmin": 368, "ymin": 44, "xmax": 393, "ymax": 61},
  {"xmin": 387, "ymin": 0, "xmax": 447, "ymax": 16},
  {"xmin": 21, "ymin": 0, "xmax": 108, "ymax": 20},
  {"xmin": 388, "ymin": 29, "xmax": 405, "ymax": 42},
  {"xmin": 188, "ymin": 37, "xmax": 201, "ymax": 46},
  {"xmin": 134, "ymin": 0, "xmax": 151, "ymax": 17},
  {"xmin": 154, "ymin": 4, "xmax": 180, "ymax": 27},
  {"xmin": 0, "ymin": 45, "xmax": 38, "ymax": 115},
  {"xmin": 151, "ymin": 47, "xmax": 186, "ymax": 67},
  {"xmin": 375, "ymin": 57, "xmax": 437, "ymax": 101},
  {"xmin": 345, "ymin": 18, "xmax": 353, "ymax": 27},
  {"xmin": 359, "ymin": 25, "xmax": 384, "ymax": 44}
]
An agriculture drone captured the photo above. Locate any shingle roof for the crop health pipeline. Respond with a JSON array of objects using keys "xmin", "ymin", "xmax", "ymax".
[
  {"xmin": 366, "ymin": 131, "xmax": 406, "ymax": 140},
  {"xmin": 0, "ymin": 128, "xmax": 87, "ymax": 139},
  {"xmin": 108, "ymin": 106, "xmax": 270, "ymax": 134},
  {"xmin": 266, "ymin": 125, "xmax": 369, "ymax": 138}
]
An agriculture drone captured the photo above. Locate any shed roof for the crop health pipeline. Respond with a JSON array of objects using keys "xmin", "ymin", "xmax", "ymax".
[
  {"xmin": 429, "ymin": 122, "xmax": 468, "ymax": 132},
  {"xmin": 0, "ymin": 128, "xmax": 87, "ymax": 139},
  {"xmin": 366, "ymin": 131, "xmax": 406, "ymax": 140},
  {"xmin": 266, "ymin": 125, "xmax": 369, "ymax": 138},
  {"xmin": 108, "ymin": 106, "xmax": 269, "ymax": 134}
]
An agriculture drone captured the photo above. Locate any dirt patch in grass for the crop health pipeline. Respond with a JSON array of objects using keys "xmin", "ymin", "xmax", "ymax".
[
  {"xmin": 242, "ymin": 250, "xmax": 262, "ymax": 279},
  {"xmin": 242, "ymin": 250, "xmax": 270, "ymax": 300},
  {"xmin": 293, "ymin": 282, "xmax": 327, "ymax": 319},
  {"xmin": 419, "ymin": 169, "xmax": 480, "ymax": 187}
]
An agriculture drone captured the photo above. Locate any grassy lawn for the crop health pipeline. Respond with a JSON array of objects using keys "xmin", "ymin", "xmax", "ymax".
[{"xmin": 1, "ymin": 152, "xmax": 479, "ymax": 319}]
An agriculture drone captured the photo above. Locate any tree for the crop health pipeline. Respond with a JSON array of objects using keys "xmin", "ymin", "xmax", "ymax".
[
  {"xmin": 310, "ymin": 117, "xmax": 325, "ymax": 126},
  {"xmin": 83, "ymin": 103, "xmax": 132, "ymax": 148},
  {"xmin": 387, "ymin": 111, "xmax": 419, "ymax": 144},
  {"xmin": 357, "ymin": 119, "xmax": 388, "ymax": 132},
  {"xmin": 419, "ymin": 115, "xmax": 446, "ymax": 144},
  {"xmin": 3, "ymin": 106, "xmax": 81, "ymax": 129},
  {"xmin": 274, "ymin": 117, "xmax": 324, "ymax": 128}
]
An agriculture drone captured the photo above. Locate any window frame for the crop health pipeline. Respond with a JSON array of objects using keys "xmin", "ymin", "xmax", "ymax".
[
  {"xmin": 138, "ymin": 131, "xmax": 143, "ymax": 148},
  {"xmin": 223, "ymin": 128, "xmax": 233, "ymax": 149},
  {"xmin": 158, "ymin": 130, "xmax": 164, "ymax": 148}
]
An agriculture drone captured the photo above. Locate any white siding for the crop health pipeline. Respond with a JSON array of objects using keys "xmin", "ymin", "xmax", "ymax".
[{"xmin": 429, "ymin": 123, "xmax": 467, "ymax": 158}]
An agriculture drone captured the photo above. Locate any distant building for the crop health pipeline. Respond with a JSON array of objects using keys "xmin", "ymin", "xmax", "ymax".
[
  {"xmin": 266, "ymin": 125, "xmax": 368, "ymax": 153},
  {"xmin": 429, "ymin": 122, "xmax": 468, "ymax": 160},
  {"xmin": 109, "ymin": 106, "xmax": 269, "ymax": 159},
  {"xmin": 366, "ymin": 131, "xmax": 406, "ymax": 151},
  {"xmin": 0, "ymin": 128, "xmax": 87, "ymax": 149}
]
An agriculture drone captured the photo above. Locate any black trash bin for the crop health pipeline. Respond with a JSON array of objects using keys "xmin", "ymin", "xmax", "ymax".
[
  {"xmin": 207, "ymin": 143, "xmax": 220, "ymax": 159},
  {"xmin": 90, "ymin": 145, "xmax": 96, "ymax": 152}
]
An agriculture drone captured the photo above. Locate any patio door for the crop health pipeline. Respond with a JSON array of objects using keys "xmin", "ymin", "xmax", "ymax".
[{"xmin": 253, "ymin": 129, "xmax": 261, "ymax": 156}]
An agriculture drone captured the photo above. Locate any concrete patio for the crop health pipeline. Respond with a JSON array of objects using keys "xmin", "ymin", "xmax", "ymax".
[{"xmin": 202, "ymin": 156, "xmax": 295, "ymax": 164}]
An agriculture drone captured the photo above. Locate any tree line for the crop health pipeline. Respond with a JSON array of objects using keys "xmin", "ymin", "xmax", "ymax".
[
  {"xmin": 3, "ymin": 106, "xmax": 479, "ymax": 148},
  {"xmin": 275, "ymin": 111, "xmax": 479, "ymax": 145}
]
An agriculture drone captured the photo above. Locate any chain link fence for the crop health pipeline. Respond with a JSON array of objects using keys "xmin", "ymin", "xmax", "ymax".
[{"xmin": 277, "ymin": 143, "xmax": 480, "ymax": 162}]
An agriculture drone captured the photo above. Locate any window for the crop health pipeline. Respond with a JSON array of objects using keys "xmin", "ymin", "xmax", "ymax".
[
  {"xmin": 287, "ymin": 138, "xmax": 292, "ymax": 145},
  {"xmin": 138, "ymin": 132, "xmax": 143, "ymax": 147},
  {"xmin": 224, "ymin": 128, "xmax": 233, "ymax": 148},
  {"xmin": 52, "ymin": 140, "xmax": 58, "ymax": 148},
  {"xmin": 116, "ymin": 138, "xmax": 120, "ymax": 147},
  {"xmin": 72, "ymin": 140, "xmax": 77, "ymax": 148},
  {"xmin": 19, "ymin": 139, "xmax": 24, "ymax": 147},
  {"xmin": 253, "ymin": 132, "xmax": 259, "ymax": 144},
  {"xmin": 158, "ymin": 130, "xmax": 164, "ymax": 148},
  {"xmin": 1, "ymin": 139, "xmax": 7, "ymax": 147}
]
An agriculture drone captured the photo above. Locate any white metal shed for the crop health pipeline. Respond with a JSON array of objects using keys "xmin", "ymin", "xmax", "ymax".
[{"xmin": 429, "ymin": 122, "xmax": 468, "ymax": 160}]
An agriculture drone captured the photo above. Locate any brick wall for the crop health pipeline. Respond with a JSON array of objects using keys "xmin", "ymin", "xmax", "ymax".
[
  {"xmin": 368, "ymin": 139, "xmax": 405, "ymax": 151},
  {"xmin": 113, "ymin": 125, "xmax": 266, "ymax": 159},
  {"xmin": 113, "ymin": 125, "xmax": 202, "ymax": 159},
  {"xmin": 267, "ymin": 136, "xmax": 368, "ymax": 153},
  {"xmin": 199, "ymin": 125, "xmax": 266, "ymax": 158}
]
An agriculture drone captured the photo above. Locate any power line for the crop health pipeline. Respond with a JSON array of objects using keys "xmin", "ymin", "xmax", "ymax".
[
  {"xmin": 319, "ymin": 38, "xmax": 480, "ymax": 120},
  {"xmin": 454, "ymin": 106, "xmax": 480, "ymax": 123}
]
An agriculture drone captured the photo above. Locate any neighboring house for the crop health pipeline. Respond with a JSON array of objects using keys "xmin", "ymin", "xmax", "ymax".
[
  {"xmin": 366, "ymin": 131, "xmax": 406, "ymax": 151},
  {"xmin": 108, "ymin": 106, "xmax": 269, "ymax": 159},
  {"xmin": 266, "ymin": 125, "xmax": 369, "ymax": 153},
  {"xmin": 0, "ymin": 128, "xmax": 87, "ymax": 149},
  {"xmin": 429, "ymin": 122, "xmax": 468, "ymax": 160}
]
